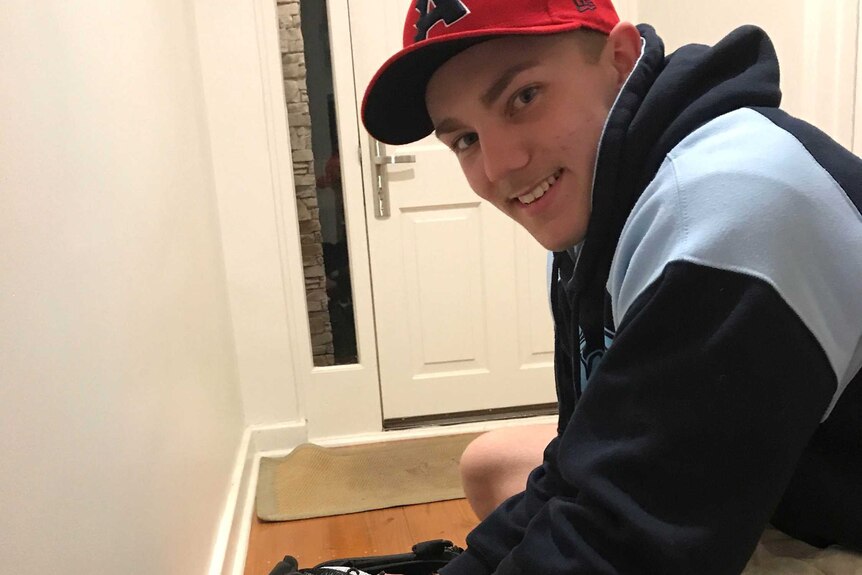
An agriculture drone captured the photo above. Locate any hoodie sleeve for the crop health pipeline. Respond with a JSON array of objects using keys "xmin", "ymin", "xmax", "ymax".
[{"xmin": 444, "ymin": 258, "xmax": 836, "ymax": 575}]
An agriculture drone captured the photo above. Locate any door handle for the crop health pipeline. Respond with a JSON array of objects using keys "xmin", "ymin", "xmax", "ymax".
[
  {"xmin": 373, "ymin": 154, "xmax": 416, "ymax": 165},
  {"xmin": 371, "ymin": 138, "xmax": 415, "ymax": 218}
]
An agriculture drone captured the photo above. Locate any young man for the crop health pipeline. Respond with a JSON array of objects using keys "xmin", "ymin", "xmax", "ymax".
[{"xmin": 362, "ymin": 1, "xmax": 862, "ymax": 573}]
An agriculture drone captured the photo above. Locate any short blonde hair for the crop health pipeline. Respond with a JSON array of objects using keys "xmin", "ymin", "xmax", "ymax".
[{"xmin": 571, "ymin": 28, "xmax": 609, "ymax": 63}]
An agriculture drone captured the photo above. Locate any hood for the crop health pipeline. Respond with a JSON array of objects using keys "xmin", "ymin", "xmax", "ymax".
[
  {"xmin": 568, "ymin": 24, "xmax": 783, "ymax": 292},
  {"xmin": 550, "ymin": 24, "xmax": 783, "ymax": 398}
]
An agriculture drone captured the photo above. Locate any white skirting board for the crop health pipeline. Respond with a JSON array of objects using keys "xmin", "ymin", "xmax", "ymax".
[
  {"xmin": 209, "ymin": 415, "xmax": 557, "ymax": 575},
  {"xmin": 207, "ymin": 420, "xmax": 309, "ymax": 575}
]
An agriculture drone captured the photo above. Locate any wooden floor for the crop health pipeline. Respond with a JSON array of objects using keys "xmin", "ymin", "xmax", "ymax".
[{"xmin": 244, "ymin": 499, "xmax": 480, "ymax": 575}]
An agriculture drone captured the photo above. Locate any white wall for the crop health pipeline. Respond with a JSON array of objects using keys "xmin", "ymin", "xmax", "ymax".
[
  {"xmin": 0, "ymin": 1, "xmax": 245, "ymax": 573},
  {"xmin": 636, "ymin": 0, "xmax": 858, "ymax": 149}
]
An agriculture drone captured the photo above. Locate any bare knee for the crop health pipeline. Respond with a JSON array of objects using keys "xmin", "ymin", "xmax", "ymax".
[
  {"xmin": 459, "ymin": 424, "xmax": 557, "ymax": 520},
  {"xmin": 460, "ymin": 432, "xmax": 505, "ymax": 494},
  {"xmin": 460, "ymin": 432, "xmax": 510, "ymax": 520}
]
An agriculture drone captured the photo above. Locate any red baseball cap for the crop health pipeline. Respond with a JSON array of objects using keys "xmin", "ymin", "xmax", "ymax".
[{"xmin": 361, "ymin": 0, "xmax": 620, "ymax": 145}]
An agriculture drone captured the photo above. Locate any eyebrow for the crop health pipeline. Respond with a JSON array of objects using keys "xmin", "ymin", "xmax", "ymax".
[
  {"xmin": 480, "ymin": 60, "xmax": 540, "ymax": 107},
  {"xmin": 433, "ymin": 117, "xmax": 465, "ymax": 138},
  {"xmin": 433, "ymin": 59, "xmax": 541, "ymax": 138}
]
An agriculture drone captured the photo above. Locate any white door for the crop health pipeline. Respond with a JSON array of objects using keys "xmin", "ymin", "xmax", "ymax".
[{"xmin": 348, "ymin": 1, "xmax": 556, "ymax": 421}]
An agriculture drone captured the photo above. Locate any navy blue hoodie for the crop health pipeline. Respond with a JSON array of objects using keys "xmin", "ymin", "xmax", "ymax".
[{"xmin": 441, "ymin": 24, "xmax": 862, "ymax": 575}]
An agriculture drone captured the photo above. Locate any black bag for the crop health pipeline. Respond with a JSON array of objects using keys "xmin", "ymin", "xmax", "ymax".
[{"xmin": 267, "ymin": 539, "xmax": 463, "ymax": 575}]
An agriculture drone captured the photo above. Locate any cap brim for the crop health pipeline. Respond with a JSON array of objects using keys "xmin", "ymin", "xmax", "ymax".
[
  {"xmin": 362, "ymin": 20, "xmax": 612, "ymax": 145},
  {"xmin": 362, "ymin": 36, "xmax": 494, "ymax": 145}
]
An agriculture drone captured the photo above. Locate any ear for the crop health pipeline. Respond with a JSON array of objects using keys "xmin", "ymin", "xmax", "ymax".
[{"xmin": 605, "ymin": 22, "xmax": 642, "ymax": 89}]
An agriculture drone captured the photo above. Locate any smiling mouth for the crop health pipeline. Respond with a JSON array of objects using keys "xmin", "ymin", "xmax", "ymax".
[{"xmin": 516, "ymin": 169, "xmax": 563, "ymax": 205}]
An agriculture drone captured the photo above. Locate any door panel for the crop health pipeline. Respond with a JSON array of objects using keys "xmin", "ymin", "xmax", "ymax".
[
  {"xmin": 404, "ymin": 204, "xmax": 486, "ymax": 372},
  {"xmin": 366, "ymin": 137, "xmax": 556, "ymax": 419}
]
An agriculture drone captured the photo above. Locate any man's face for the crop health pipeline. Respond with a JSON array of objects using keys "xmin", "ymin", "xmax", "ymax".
[{"xmin": 426, "ymin": 33, "xmax": 622, "ymax": 251}]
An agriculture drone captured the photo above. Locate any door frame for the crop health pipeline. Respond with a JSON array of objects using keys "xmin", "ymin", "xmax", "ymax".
[
  {"xmin": 212, "ymin": 0, "xmax": 386, "ymax": 440},
  {"xmin": 295, "ymin": 0, "xmax": 385, "ymax": 439}
]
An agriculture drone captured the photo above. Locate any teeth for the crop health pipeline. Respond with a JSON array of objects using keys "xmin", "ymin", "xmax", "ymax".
[{"xmin": 518, "ymin": 170, "xmax": 560, "ymax": 205}]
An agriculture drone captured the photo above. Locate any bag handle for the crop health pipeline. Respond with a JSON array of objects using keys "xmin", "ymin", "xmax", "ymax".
[{"xmin": 267, "ymin": 539, "xmax": 463, "ymax": 575}]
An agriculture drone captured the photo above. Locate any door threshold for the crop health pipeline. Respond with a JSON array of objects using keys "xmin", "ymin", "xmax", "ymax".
[{"xmin": 383, "ymin": 403, "xmax": 558, "ymax": 431}]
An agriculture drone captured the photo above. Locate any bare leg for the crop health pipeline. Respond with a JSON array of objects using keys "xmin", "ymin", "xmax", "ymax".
[{"xmin": 459, "ymin": 423, "xmax": 558, "ymax": 520}]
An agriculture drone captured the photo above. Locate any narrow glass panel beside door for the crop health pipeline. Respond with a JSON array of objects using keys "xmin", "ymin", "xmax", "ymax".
[{"xmin": 279, "ymin": 0, "xmax": 357, "ymax": 365}]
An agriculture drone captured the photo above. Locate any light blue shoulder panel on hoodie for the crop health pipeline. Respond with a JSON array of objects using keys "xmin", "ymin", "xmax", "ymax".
[{"xmin": 608, "ymin": 107, "xmax": 862, "ymax": 419}]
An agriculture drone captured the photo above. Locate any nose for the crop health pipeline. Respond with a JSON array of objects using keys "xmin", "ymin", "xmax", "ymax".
[{"xmin": 480, "ymin": 128, "xmax": 529, "ymax": 183}]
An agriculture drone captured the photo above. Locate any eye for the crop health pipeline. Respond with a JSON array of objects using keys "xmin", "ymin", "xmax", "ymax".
[
  {"xmin": 452, "ymin": 132, "xmax": 478, "ymax": 152},
  {"xmin": 511, "ymin": 85, "xmax": 540, "ymax": 112}
]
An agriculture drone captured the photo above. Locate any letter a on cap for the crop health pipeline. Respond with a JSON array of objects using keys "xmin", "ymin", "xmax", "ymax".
[{"xmin": 413, "ymin": 0, "xmax": 470, "ymax": 42}]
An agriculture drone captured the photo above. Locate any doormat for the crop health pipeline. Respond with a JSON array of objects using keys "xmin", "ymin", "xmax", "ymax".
[{"xmin": 256, "ymin": 433, "xmax": 481, "ymax": 521}]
